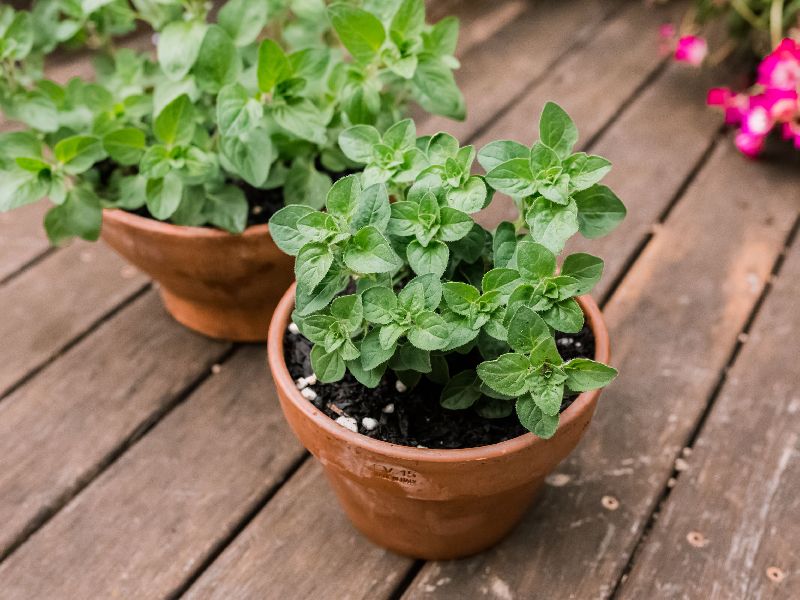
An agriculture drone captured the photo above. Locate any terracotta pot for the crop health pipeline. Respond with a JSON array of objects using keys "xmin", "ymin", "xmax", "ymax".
[
  {"xmin": 267, "ymin": 283, "xmax": 612, "ymax": 560},
  {"xmin": 101, "ymin": 209, "xmax": 294, "ymax": 342}
]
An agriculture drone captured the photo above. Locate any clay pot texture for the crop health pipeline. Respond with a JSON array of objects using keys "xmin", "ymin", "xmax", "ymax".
[
  {"xmin": 268, "ymin": 283, "xmax": 612, "ymax": 560},
  {"xmin": 102, "ymin": 209, "xmax": 294, "ymax": 342}
]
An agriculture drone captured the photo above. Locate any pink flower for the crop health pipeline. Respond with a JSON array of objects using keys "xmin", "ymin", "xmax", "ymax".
[
  {"xmin": 750, "ymin": 87, "xmax": 799, "ymax": 121},
  {"xmin": 707, "ymin": 87, "xmax": 748, "ymax": 124},
  {"xmin": 734, "ymin": 131, "xmax": 765, "ymax": 157},
  {"xmin": 674, "ymin": 35, "xmax": 708, "ymax": 66},
  {"xmin": 781, "ymin": 121, "xmax": 800, "ymax": 148},
  {"xmin": 659, "ymin": 23, "xmax": 676, "ymax": 39},
  {"xmin": 741, "ymin": 106, "xmax": 772, "ymax": 136},
  {"xmin": 757, "ymin": 38, "xmax": 800, "ymax": 90}
]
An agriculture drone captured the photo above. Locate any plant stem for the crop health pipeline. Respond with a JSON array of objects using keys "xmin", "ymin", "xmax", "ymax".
[
  {"xmin": 770, "ymin": 0, "xmax": 785, "ymax": 47},
  {"xmin": 731, "ymin": 0, "xmax": 765, "ymax": 30}
]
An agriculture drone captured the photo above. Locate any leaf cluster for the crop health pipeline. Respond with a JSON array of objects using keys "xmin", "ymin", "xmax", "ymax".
[
  {"xmin": 0, "ymin": 0, "xmax": 465, "ymax": 244},
  {"xmin": 270, "ymin": 103, "xmax": 624, "ymax": 438}
]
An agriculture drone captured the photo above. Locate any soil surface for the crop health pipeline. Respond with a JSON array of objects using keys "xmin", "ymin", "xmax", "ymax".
[{"xmin": 283, "ymin": 325, "xmax": 596, "ymax": 449}]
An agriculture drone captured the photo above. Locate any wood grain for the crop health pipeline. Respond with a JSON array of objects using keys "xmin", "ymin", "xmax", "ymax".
[
  {"xmin": 402, "ymin": 143, "xmax": 800, "ymax": 599},
  {"xmin": 0, "ymin": 203, "xmax": 49, "ymax": 284},
  {"xmin": 0, "ymin": 242, "xmax": 148, "ymax": 397},
  {"xmin": 417, "ymin": 0, "xmax": 624, "ymax": 140},
  {"xmin": 0, "ymin": 346, "xmax": 304, "ymax": 599},
  {"xmin": 618, "ymin": 234, "xmax": 800, "ymax": 600},
  {"xmin": 185, "ymin": 460, "xmax": 414, "ymax": 600},
  {"xmin": 0, "ymin": 291, "xmax": 230, "ymax": 559}
]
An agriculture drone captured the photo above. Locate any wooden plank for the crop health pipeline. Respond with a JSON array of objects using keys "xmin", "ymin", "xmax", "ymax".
[
  {"xmin": 0, "ymin": 203, "xmax": 49, "ymax": 284},
  {"xmin": 417, "ymin": 0, "xmax": 624, "ymax": 139},
  {"xmin": 402, "ymin": 142, "xmax": 800, "ymax": 599},
  {"xmin": 0, "ymin": 346, "xmax": 305, "ymax": 600},
  {"xmin": 0, "ymin": 291, "xmax": 230, "ymax": 560},
  {"xmin": 185, "ymin": 461, "xmax": 413, "ymax": 600},
  {"xmin": 0, "ymin": 242, "xmax": 148, "ymax": 397},
  {"xmin": 618, "ymin": 235, "xmax": 800, "ymax": 600}
]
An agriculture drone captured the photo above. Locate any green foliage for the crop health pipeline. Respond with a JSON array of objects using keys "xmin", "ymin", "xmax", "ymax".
[
  {"xmin": 0, "ymin": 0, "xmax": 465, "ymax": 243},
  {"xmin": 274, "ymin": 102, "xmax": 624, "ymax": 438}
]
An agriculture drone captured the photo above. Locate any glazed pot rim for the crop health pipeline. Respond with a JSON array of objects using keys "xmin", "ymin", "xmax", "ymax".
[
  {"xmin": 268, "ymin": 283, "xmax": 611, "ymax": 463},
  {"xmin": 102, "ymin": 207, "xmax": 270, "ymax": 238}
]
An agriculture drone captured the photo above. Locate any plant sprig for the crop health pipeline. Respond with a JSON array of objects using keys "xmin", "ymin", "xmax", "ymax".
[{"xmin": 270, "ymin": 102, "xmax": 625, "ymax": 439}]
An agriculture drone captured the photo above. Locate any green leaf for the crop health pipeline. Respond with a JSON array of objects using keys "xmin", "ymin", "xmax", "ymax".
[
  {"xmin": 361, "ymin": 326, "xmax": 402, "ymax": 371},
  {"xmin": 542, "ymin": 298, "xmax": 584, "ymax": 333},
  {"xmin": 407, "ymin": 239, "xmax": 448, "ymax": 277},
  {"xmin": 331, "ymin": 294, "xmax": 364, "ymax": 332},
  {"xmin": 411, "ymin": 59, "xmax": 466, "ymax": 120},
  {"xmin": 529, "ymin": 375, "xmax": 565, "ymax": 415},
  {"xmin": 344, "ymin": 226, "xmax": 402, "ymax": 273},
  {"xmin": 442, "ymin": 281, "xmax": 479, "ymax": 316},
  {"xmin": 526, "ymin": 197, "xmax": 580, "ymax": 254},
  {"xmin": 390, "ymin": 344, "xmax": 431, "ymax": 373},
  {"xmin": 284, "ymin": 161, "xmax": 331, "ymax": 209},
  {"xmin": 102, "ymin": 128, "xmax": 146, "ymax": 166},
  {"xmin": 539, "ymin": 101, "xmax": 578, "ymax": 159},
  {"xmin": 383, "ymin": 119, "xmax": 416, "ymax": 151},
  {"xmin": 477, "ymin": 353, "xmax": 531, "ymax": 397},
  {"xmin": 54, "ymin": 136, "xmax": 106, "ymax": 175},
  {"xmin": 311, "ymin": 344, "xmax": 346, "ymax": 383},
  {"xmin": 116, "ymin": 176, "xmax": 147, "ymax": 210},
  {"xmin": 203, "ymin": 185, "xmax": 248, "ymax": 233},
  {"xmin": 574, "ymin": 184, "xmax": 626, "ymax": 239},
  {"xmin": 477, "ymin": 140, "xmax": 530, "ymax": 172},
  {"xmin": 328, "ymin": 4, "xmax": 386, "ymax": 64},
  {"xmin": 485, "ymin": 158, "xmax": 537, "ymax": 197},
  {"xmin": 564, "ymin": 358, "xmax": 618, "ymax": 392},
  {"xmin": 217, "ymin": 83, "xmax": 260, "ymax": 135},
  {"xmin": 158, "ymin": 19, "xmax": 207, "ymax": 81},
  {"xmin": 0, "ymin": 169, "xmax": 48, "ymax": 212},
  {"xmin": 2, "ymin": 11, "xmax": 33, "ymax": 60},
  {"xmin": 43, "ymin": 187, "xmax": 102, "ymax": 245},
  {"xmin": 339, "ymin": 125, "xmax": 381, "ymax": 163},
  {"xmin": 272, "ymin": 98, "xmax": 329, "ymax": 144},
  {"xmin": 516, "ymin": 395, "xmax": 559, "ymax": 438},
  {"xmin": 145, "ymin": 172, "xmax": 184, "ymax": 220},
  {"xmin": 407, "ymin": 311, "xmax": 449, "ymax": 351},
  {"xmin": 516, "ymin": 240, "xmax": 555, "ymax": 281},
  {"xmin": 347, "ymin": 357, "xmax": 386, "ymax": 388},
  {"xmin": 426, "ymin": 133, "xmax": 459, "ymax": 164},
  {"xmin": 446, "ymin": 176, "xmax": 487, "ymax": 214},
  {"xmin": 362, "ymin": 286, "xmax": 398, "ymax": 325},
  {"xmin": 269, "ymin": 204, "xmax": 316, "ymax": 255},
  {"xmin": 390, "ymin": 0, "xmax": 425, "ymax": 40},
  {"xmin": 257, "ymin": 39, "xmax": 292, "ymax": 93},
  {"xmin": 440, "ymin": 370, "xmax": 482, "ymax": 409},
  {"xmin": 561, "ymin": 253, "xmax": 603, "ymax": 295},
  {"xmin": 507, "ymin": 306, "xmax": 561, "ymax": 364},
  {"xmin": 296, "ymin": 242, "xmax": 334, "ymax": 291},
  {"xmin": 352, "ymin": 183, "xmax": 391, "ymax": 231},
  {"xmin": 221, "ymin": 127, "xmax": 275, "ymax": 187},
  {"xmin": 438, "ymin": 207, "xmax": 473, "ymax": 242},
  {"xmin": 564, "ymin": 153, "xmax": 612, "ymax": 191},
  {"xmin": 295, "ymin": 265, "xmax": 349, "ymax": 316},
  {"xmin": 218, "ymin": 0, "xmax": 269, "ymax": 46},
  {"xmin": 423, "ymin": 15, "xmax": 458, "ymax": 56},
  {"xmin": 399, "ymin": 274, "xmax": 442, "ymax": 311},
  {"xmin": 387, "ymin": 201, "xmax": 419, "ymax": 236},
  {"xmin": 154, "ymin": 94, "xmax": 195, "ymax": 148},
  {"xmin": 481, "ymin": 268, "xmax": 520, "ymax": 296},
  {"xmin": 194, "ymin": 25, "xmax": 240, "ymax": 93},
  {"xmin": 325, "ymin": 174, "xmax": 361, "ymax": 220},
  {"xmin": 493, "ymin": 221, "xmax": 517, "ymax": 268}
]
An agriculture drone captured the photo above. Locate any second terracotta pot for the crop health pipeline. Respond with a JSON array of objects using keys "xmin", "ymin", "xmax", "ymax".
[
  {"xmin": 267, "ymin": 284, "xmax": 611, "ymax": 560},
  {"xmin": 102, "ymin": 209, "xmax": 294, "ymax": 342}
]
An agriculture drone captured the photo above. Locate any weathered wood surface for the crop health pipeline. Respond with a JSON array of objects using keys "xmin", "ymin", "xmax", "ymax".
[
  {"xmin": 0, "ymin": 2, "xmax": 799, "ymax": 598},
  {"xmin": 618, "ymin": 233, "xmax": 800, "ymax": 600},
  {"xmin": 0, "ymin": 243, "xmax": 147, "ymax": 397},
  {"xmin": 0, "ymin": 203, "xmax": 50, "ymax": 284},
  {"xmin": 185, "ymin": 461, "xmax": 414, "ymax": 600},
  {"xmin": 0, "ymin": 346, "xmax": 305, "ymax": 599},
  {"xmin": 402, "ymin": 142, "xmax": 800, "ymax": 600},
  {"xmin": 0, "ymin": 291, "xmax": 230, "ymax": 560}
]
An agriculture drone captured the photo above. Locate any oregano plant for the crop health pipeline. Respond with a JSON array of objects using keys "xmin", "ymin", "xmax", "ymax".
[
  {"xmin": 270, "ymin": 102, "xmax": 626, "ymax": 439},
  {"xmin": 0, "ymin": 0, "xmax": 465, "ymax": 243}
]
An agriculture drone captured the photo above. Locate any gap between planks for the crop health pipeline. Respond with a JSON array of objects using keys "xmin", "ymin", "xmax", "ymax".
[{"xmin": 608, "ymin": 211, "xmax": 800, "ymax": 598}]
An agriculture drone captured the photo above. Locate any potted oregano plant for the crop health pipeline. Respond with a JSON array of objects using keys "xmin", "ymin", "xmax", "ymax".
[
  {"xmin": 266, "ymin": 103, "xmax": 626, "ymax": 559},
  {"xmin": 0, "ymin": 0, "xmax": 464, "ymax": 340}
]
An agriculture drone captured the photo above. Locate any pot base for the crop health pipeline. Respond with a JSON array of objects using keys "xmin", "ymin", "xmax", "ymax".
[{"xmin": 160, "ymin": 288, "xmax": 272, "ymax": 342}]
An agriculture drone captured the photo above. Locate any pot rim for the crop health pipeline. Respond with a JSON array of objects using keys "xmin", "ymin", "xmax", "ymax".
[
  {"xmin": 102, "ymin": 207, "xmax": 270, "ymax": 238},
  {"xmin": 268, "ymin": 282, "xmax": 611, "ymax": 463}
]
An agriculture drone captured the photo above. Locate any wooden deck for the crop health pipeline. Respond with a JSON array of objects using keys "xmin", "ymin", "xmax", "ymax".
[{"xmin": 1, "ymin": 1, "xmax": 799, "ymax": 598}]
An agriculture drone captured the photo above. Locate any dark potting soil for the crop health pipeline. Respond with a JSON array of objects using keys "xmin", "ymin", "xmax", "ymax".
[{"xmin": 283, "ymin": 326, "xmax": 596, "ymax": 449}]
